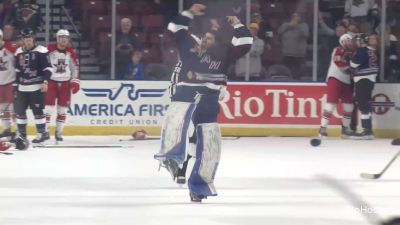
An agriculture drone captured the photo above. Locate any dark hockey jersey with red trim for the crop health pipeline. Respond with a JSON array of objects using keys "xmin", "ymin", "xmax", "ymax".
[
  {"xmin": 167, "ymin": 10, "xmax": 252, "ymax": 85},
  {"xmin": 350, "ymin": 46, "xmax": 379, "ymax": 82},
  {"xmin": 15, "ymin": 45, "xmax": 52, "ymax": 92}
]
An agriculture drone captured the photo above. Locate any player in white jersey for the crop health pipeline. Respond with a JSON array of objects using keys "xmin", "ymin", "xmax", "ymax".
[
  {"xmin": 45, "ymin": 29, "xmax": 80, "ymax": 141},
  {"xmin": 319, "ymin": 34, "xmax": 356, "ymax": 138},
  {"xmin": 0, "ymin": 29, "xmax": 17, "ymax": 140}
]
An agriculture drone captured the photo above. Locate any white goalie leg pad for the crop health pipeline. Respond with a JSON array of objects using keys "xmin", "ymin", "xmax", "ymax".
[
  {"xmin": 155, "ymin": 101, "xmax": 196, "ymax": 165},
  {"xmin": 188, "ymin": 123, "xmax": 221, "ymax": 197}
]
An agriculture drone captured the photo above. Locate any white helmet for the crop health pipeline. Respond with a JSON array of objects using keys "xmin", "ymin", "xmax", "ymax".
[
  {"xmin": 56, "ymin": 29, "xmax": 70, "ymax": 37},
  {"xmin": 0, "ymin": 29, "xmax": 3, "ymax": 39},
  {"xmin": 339, "ymin": 33, "xmax": 353, "ymax": 47}
]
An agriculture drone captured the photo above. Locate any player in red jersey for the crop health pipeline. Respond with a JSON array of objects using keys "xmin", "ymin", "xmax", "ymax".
[
  {"xmin": 45, "ymin": 29, "xmax": 80, "ymax": 141},
  {"xmin": 319, "ymin": 33, "xmax": 356, "ymax": 138},
  {"xmin": 0, "ymin": 29, "xmax": 18, "ymax": 140}
]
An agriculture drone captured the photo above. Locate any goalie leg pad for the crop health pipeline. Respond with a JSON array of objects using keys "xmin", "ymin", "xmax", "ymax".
[
  {"xmin": 154, "ymin": 101, "xmax": 197, "ymax": 165},
  {"xmin": 188, "ymin": 123, "xmax": 221, "ymax": 197}
]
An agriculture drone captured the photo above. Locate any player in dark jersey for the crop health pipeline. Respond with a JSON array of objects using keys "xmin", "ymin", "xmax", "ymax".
[
  {"xmin": 13, "ymin": 28, "xmax": 52, "ymax": 149},
  {"xmin": 154, "ymin": 4, "xmax": 252, "ymax": 202},
  {"xmin": 349, "ymin": 33, "xmax": 379, "ymax": 140}
]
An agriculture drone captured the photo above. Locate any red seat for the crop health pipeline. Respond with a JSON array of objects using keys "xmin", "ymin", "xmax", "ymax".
[
  {"xmin": 82, "ymin": 0, "xmax": 108, "ymax": 24},
  {"xmin": 90, "ymin": 15, "xmax": 112, "ymax": 46},
  {"xmin": 130, "ymin": 0, "xmax": 153, "ymax": 15},
  {"xmin": 160, "ymin": 45, "xmax": 179, "ymax": 68},
  {"xmin": 150, "ymin": 32, "xmax": 173, "ymax": 46},
  {"xmin": 141, "ymin": 15, "xmax": 164, "ymax": 32},
  {"xmin": 116, "ymin": 0, "xmax": 132, "ymax": 15},
  {"xmin": 134, "ymin": 32, "xmax": 149, "ymax": 47},
  {"xmin": 142, "ymin": 47, "xmax": 161, "ymax": 64},
  {"xmin": 98, "ymin": 32, "xmax": 112, "ymax": 62}
]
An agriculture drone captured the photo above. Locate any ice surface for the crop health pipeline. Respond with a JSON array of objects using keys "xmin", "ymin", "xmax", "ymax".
[{"xmin": 0, "ymin": 136, "xmax": 399, "ymax": 225}]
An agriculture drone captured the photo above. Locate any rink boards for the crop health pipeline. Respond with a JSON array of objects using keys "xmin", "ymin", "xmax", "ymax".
[{"xmin": 26, "ymin": 81, "xmax": 400, "ymax": 138}]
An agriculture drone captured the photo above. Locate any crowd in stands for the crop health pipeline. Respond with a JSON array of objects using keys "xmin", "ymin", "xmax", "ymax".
[
  {"xmin": 1, "ymin": 0, "xmax": 399, "ymax": 82},
  {"xmin": 0, "ymin": 0, "xmax": 43, "ymax": 45}
]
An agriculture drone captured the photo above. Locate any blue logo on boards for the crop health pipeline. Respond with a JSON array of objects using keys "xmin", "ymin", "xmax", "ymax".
[{"xmin": 82, "ymin": 83, "xmax": 166, "ymax": 101}]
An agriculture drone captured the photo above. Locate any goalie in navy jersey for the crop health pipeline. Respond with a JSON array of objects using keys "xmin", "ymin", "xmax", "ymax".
[
  {"xmin": 13, "ymin": 28, "xmax": 52, "ymax": 149},
  {"xmin": 154, "ymin": 4, "xmax": 252, "ymax": 202}
]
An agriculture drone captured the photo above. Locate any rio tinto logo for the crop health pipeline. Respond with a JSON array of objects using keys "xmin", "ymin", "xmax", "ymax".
[{"xmin": 219, "ymin": 88, "xmax": 341, "ymax": 120}]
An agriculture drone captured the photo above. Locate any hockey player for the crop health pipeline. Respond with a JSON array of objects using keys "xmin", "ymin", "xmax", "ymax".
[
  {"xmin": 319, "ymin": 34, "xmax": 356, "ymax": 138},
  {"xmin": 154, "ymin": 4, "xmax": 252, "ymax": 202},
  {"xmin": 45, "ymin": 29, "xmax": 80, "ymax": 141},
  {"xmin": 0, "ymin": 29, "xmax": 17, "ymax": 140},
  {"xmin": 13, "ymin": 28, "xmax": 52, "ymax": 149},
  {"xmin": 349, "ymin": 34, "xmax": 379, "ymax": 140}
]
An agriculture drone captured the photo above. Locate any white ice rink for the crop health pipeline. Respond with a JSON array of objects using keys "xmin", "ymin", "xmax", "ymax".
[{"xmin": 0, "ymin": 136, "xmax": 399, "ymax": 225}]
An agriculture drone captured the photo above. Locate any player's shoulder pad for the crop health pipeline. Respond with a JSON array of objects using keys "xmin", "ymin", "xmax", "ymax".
[
  {"xmin": 15, "ymin": 47, "xmax": 24, "ymax": 56},
  {"xmin": 47, "ymin": 44, "xmax": 57, "ymax": 52},
  {"xmin": 335, "ymin": 46, "xmax": 345, "ymax": 53},
  {"xmin": 33, "ymin": 45, "xmax": 49, "ymax": 54}
]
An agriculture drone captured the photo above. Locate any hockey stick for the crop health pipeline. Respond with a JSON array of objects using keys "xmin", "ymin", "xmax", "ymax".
[
  {"xmin": 33, "ymin": 145, "xmax": 134, "ymax": 148},
  {"xmin": 360, "ymin": 150, "xmax": 400, "ymax": 179},
  {"xmin": 391, "ymin": 138, "xmax": 400, "ymax": 146},
  {"xmin": 318, "ymin": 175, "xmax": 400, "ymax": 225},
  {"xmin": 119, "ymin": 137, "xmax": 160, "ymax": 142},
  {"xmin": 119, "ymin": 136, "xmax": 240, "ymax": 142},
  {"xmin": 317, "ymin": 175, "xmax": 382, "ymax": 225},
  {"xmin": 0, "ymin": 151, "xmax": 13, "ymax": 155}
]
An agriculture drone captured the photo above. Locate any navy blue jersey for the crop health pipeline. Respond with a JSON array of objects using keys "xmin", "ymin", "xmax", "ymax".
[
  {"xmin": 350, "ymin": 46, "xmax": 379, "ymax": 82},
  {"xmin": 15, "ymin": 45, "xmax": 52, "ymax": 92},
  {"xmin": 167, "ymin": 11, "xmax": 252, "ymax": 85}
]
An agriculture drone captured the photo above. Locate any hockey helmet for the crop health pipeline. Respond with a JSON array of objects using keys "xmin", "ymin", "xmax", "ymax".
[
  {"xmin": 0, "ymin": 29, "xmax": 3, "ymax": 39},
  {"xmin": 339, "ymin": 33, "xmax": 353, "ymax": 47},
  {"xmin": 56, "ymin": 29, "xmax": 70, "ymax": 37},
  {"xmin": 20, "ymin": 28, "xmax": 35, "ymax": 39}
]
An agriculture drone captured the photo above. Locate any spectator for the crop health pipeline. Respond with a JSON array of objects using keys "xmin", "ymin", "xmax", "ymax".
[
  {"xmin": 387, "ymin": 34, "xmax": 400, "ymax": 82},
  {"xmin": 2, "ymin": 24, "xmax": 18, "ymax": 42},
  {"xmin": 278, "ymin": 13, "xmax": 309, "ymax": 80},
  {"xmin": 251, "ymin": 12, "xmax": 273, "ymax": 48},
  {"xmin": 318, "ymin": 14, "xmax": 347, "ymax": 79},
  {"xmin": 235, "ymin": 23, "xmax": 265, "ymax": 80},
  {"xmin": 120, "ymin": 50, "xmax": 145, "ymax": 80},
  {"xmin": 115, "ymin": 18, "xmax": 139, "ymax": 79},
  {"xmin": 8, "ymin": 0, "xmax": 43, "ymax": 32},
  {"xmin": 347, "ymin": 23, "xmax": 360, "ymax": 35},
  {"xmin": 0, "ymin": 0, "xmax": 4, "ymax": 27},
  {"xmin": 344, "ymin": 0, "xmax": 377, "ymax": 33}
]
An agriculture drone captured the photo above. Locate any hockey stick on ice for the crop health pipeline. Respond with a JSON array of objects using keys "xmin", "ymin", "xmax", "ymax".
[
  {"xmin": 360, "ymin": 150, "xmax": 400, "ymax": 179},
  {"xmin": 33, "ymin": 145, "xmax": 134, "ymax": 148},
  {"xmin": 0, "ymin": 151, "xmax": 13, "ymax": 155},
  {"xmin": 317, "ymin": 175, "xmax": 400, "ymax": 225},
  {"xmin": 317, "ymin": 175, "xmax": 382, "ymax": 225},
  {"xmin": 119, "ymin": 136, "xmax": 240, "ymax": 142}
]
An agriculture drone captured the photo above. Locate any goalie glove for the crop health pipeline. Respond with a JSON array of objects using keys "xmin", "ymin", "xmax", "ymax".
[{"xmin": 70, "ymin": 79, "xmax": 80, "ymax": 94}]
